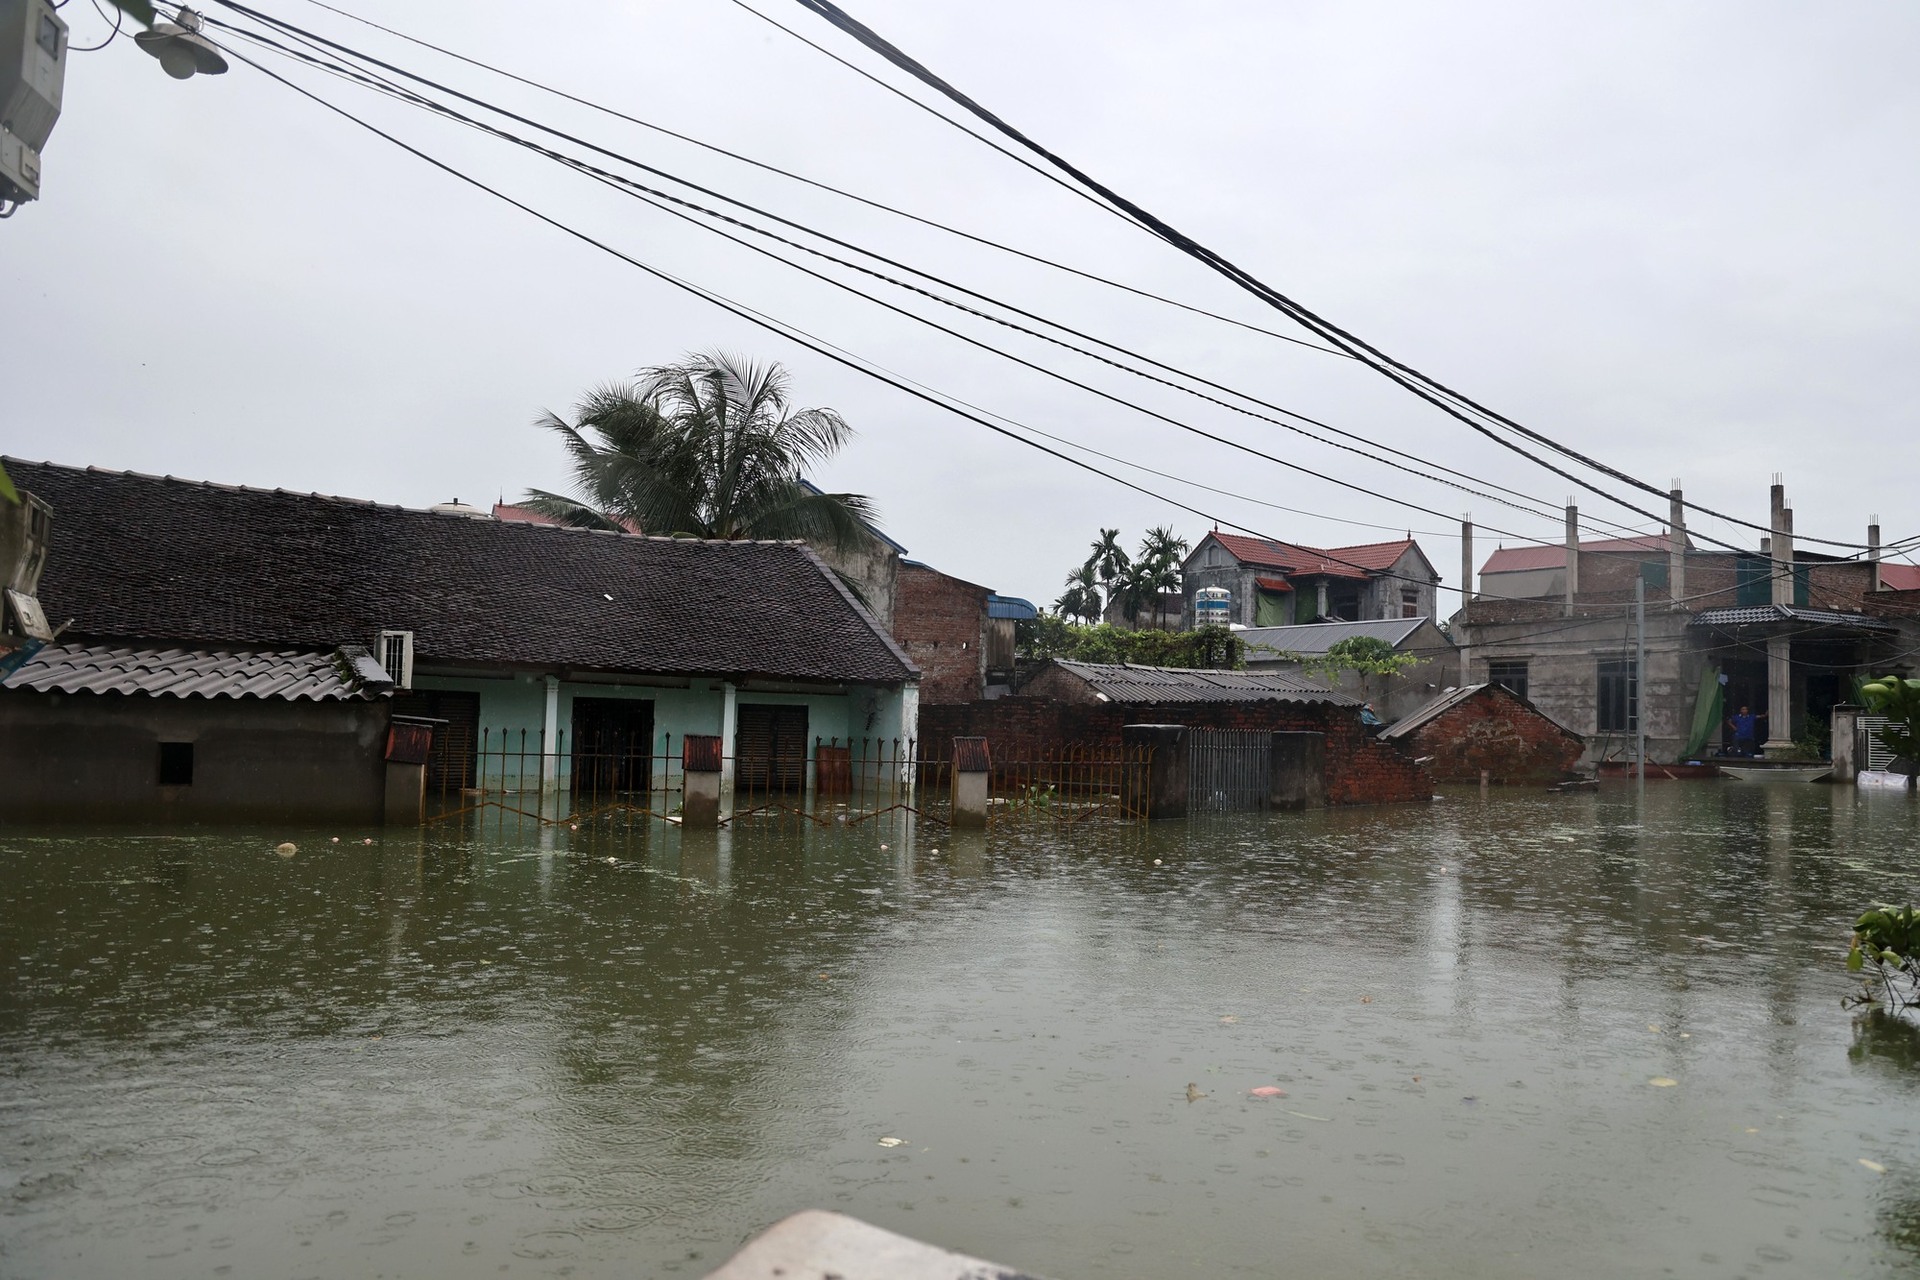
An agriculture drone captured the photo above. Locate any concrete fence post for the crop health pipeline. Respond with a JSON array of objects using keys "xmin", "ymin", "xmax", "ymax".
[
  {"xmin": 382, "ymin": 716, "xmax": 437, "ymax": 826},
  {"xmin": 1269, "ymin": 731, "xmax": 1326, "ymax": 810},
  {"xmin": 1123, "ymin": 724, "xmax": 1189, "ymax": 820},
  {"xmin": 1830, "ymin": 704, "xmax": 1861, "ymax": 785},
  {"xmin": 683, "ymin": 734, "xmax": 724, "ymax": 828},
  {"xmin": 951, "ymin": 737, "xmax": 990, "ymax": 828}
]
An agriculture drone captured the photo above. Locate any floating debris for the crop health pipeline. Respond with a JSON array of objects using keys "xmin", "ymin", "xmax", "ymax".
[
  {"xmin": 275, "ymin": 842, "xmax": 297, "ymax": 858},
  {"xmin": 1249, "ymin": 1086, "xmax": 1287, "ymax": 1098},
  {"xmin": 1219, "ymin": 1015, "xmax": 1238, "ymax": 1024},
  {"xmin": 1861, "ymin": 1159, "xmax": 1888, "ymax": 1174},
  {"xmin": 877, "ymin": 1137, "xmax": 905, "ymax": 1148},
  {"xmin": 1186, "ymin": 1083, "xmax": 1207, "ymax": 1103},
  {"xmin": 1649, "ymin": 1077, "xmax": 1678, "ymax": 1088}
]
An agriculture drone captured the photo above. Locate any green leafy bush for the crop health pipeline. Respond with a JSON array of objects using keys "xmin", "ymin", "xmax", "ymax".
[
  {"xmin": 1847, "ymin": 904, "xmax": 1920, "ymax": 1014},
  {"xmin": 1015, "ymin": 617, "xmax": 1242, "ymax": 670}
]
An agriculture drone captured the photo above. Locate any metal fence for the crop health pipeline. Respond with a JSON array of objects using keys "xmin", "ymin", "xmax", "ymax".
[
  {"xmin": 1188, "ymin": 728, "xmax": 1272, "ymax": 813},
  {"xmin": 419, "ymin": 729, "xmax": 1150, "ymax": 830}
]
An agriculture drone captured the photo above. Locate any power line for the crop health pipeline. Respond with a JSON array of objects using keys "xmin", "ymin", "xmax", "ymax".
[
  {"xmin": 278, "ymin": 0, "xmax": 1348, "ymax": 358},
  {"xmin": 774, "ymin": 0, "xmax": 1897, "ymax": 554},
  {"xmin": 201, "ymin": 3, "xmax": 1676, "ymax": 550}
]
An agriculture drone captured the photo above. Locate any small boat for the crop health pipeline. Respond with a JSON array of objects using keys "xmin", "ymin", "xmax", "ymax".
[{"xmin": 1718, "ymin": 763, "xmax": 1832, "ymax": 783}]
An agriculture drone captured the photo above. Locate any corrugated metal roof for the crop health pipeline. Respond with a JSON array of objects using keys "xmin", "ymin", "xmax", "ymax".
[
  {"xmin": 1, "ymin": 641, "xmax": 392, "ymax": 701},
  {"xmin": 1690, "ymin": 605, "xmax": 1895, "ymax": 631},
  {"xmin": 1240, "ymin": 617, "xmax": 1430, "ymax": 658},
  {"xmin": 1047, "ymin": 659, "xmax": 1358, "ymax": 706},
  {"xmin": 987, "ymin": 595, "xmax": 1037, "ymax": 620}
]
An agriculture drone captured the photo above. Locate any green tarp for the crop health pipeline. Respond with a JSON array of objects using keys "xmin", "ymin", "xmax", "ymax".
[
  {"xmin": 1254, "ymin": 589, "xmax": 1292, "ymax": 627},
  {"xmin": 1683, "ymin": 663, "xmax": 1723, "ymax": 759}
]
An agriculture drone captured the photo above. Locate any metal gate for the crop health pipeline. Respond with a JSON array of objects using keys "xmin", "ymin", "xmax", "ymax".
[
  {"xmin": 1188, "ymin": 728, "xmax": 1271, "ymax": 812},
  {"xmin": 1863, "ymin": 714, "xmax": 1897, "ymax": 772}
]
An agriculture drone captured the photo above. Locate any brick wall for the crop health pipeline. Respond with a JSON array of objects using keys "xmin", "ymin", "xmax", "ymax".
[
  {"xmin": 1400, "ymin": 688, "xmax": 1583, "ymax": 785},
  {"xmin": 920, "ymin": 697, "xmax": 1431, "ymax": 806},
  {"xmin": 893, "ymin": 564, "xmax": 990, "ymax": 705}
]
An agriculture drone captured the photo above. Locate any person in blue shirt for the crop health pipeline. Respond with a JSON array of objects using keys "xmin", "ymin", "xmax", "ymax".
[{"xmin": 1725, "ymin": 705, "xmax": 1765, "ymax": 756}]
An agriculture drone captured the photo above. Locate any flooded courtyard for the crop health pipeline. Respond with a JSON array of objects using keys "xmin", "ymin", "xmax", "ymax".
[{"xmin": 4, "ymin": 784, "xmax": 1920, "ymax": 1279}]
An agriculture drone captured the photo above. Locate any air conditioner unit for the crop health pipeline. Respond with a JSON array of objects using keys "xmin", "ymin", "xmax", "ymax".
[{"xmin": 377, "ymin": 629, "xmax": 414, "ymax": 690}]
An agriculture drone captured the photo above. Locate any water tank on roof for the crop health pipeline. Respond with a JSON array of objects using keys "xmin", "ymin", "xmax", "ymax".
[
  {"xmin": 1194, "ymin": 586, "xmax": 1232, "ymax": 629},
  {"xmin": 429, "ymin": 499, "xmax": 492, "ymax": 519}
]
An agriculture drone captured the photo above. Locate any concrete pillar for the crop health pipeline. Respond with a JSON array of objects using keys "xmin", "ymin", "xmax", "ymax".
[
  {"xmin": 541, "ymin": 674, "xmax": 560, "ymax": 793},
  {"xmin": 1764, "ymin": 635, "xmax": 1793, "ymax": 754},
  {"xmin": 1668, "ymin": 482, "xmax": 1687, "ymax": 609},
  {"xmin": 1770, "ymin": 481, "xmax": 1792, "ymax": 606},
  {"xmin": 1459, "ymin": 516, "xmax": 1473, "ymax": 686},
  {"xmin": 1269, "ymin": 732, "xmax": 1326, "ymax": 809},
  {"xmin": 898, "ymin": 684, "xmax": 920, "ymax": 799},
  {"xmin": 1122, "ymin": 724, "xmax": 1188, "ymax": 820},
  {"xmin": 1563, "ymin": 502, "xmax": 1579, "ymax": 616},
  {"xmin": 1765, "ymin": 485, "xmax": 1795, "ymax": 753},
  {"xmin": 1830, "ymin": 704, "xmax": 1861, "ymax": 784},
  {"xmin": 950, "ymin": 737, "xmax": 990, "ymax": 828},
  {"xmin": 382, "ymin": 716, "xmax": 435, "ymax": 825},
  {"xmin": 1869, "ymin": 518, "xmax": 1882, "ymax": 593},
  {"xmin": 383, "ymin": 760, "xmax": 426, "ymax": 826},
  {"xmin": 719, "ymin": 680, "xmax": 739, "ymax": 801},
  {"xmin": 682, "ymin": 734, "xmax": 723, "ymax": 828},
  {"xmin": 1315, "ymin": 581, "xmax": 1329, "ymax": 621}
]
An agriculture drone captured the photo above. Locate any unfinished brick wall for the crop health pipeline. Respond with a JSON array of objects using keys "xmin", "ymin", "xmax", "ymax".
[
  {"xmin": 893, "ymin": 564, "xmax": 991, "ymax": 705},
  {"xmin": 1398, "ymin": 688, "xmax": 1583, "ymax": 785},
  {"xmin": 919, "ymin": 698, "xmax": 1432, "ymax": 806}
]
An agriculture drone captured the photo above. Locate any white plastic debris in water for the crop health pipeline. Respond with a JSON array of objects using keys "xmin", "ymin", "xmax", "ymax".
[
  {"xmin": 877, "ymin": 1136, "xmax": 905, "ymax": 1147},
  {"xmin": 1648, "ymin": 1077, "xmax": 1678, "ymax": 1088},
  {"xmin": 275, "ymin": 843, "xmax": 297, "ymax": 858},
  {"xmin": 1861, "ymin": 1159, "xmax": 1888, "ymax": 1174}
]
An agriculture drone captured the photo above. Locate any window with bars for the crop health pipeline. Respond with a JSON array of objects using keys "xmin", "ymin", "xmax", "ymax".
[
  {"xmin": 1597, "ymin": 657, "xmax": 1637, "ymax": 733},
  {"xmin": 1487, "ymin": 660, "xmax": 1529, "ymax": 703}
]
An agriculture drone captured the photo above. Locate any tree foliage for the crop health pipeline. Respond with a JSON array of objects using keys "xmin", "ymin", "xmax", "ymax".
[
  {"xmin": 1290, "ymin": 636, "xmax": 1419, "ymax": 683},
  {"xmin": 523, "ymin": 351, "xmax": 877, "ymax": 551},
  {"xmin": 1056, "ymin": 526, "xmax": 1190, "ymax": 628},
  {"xmin": 1858, "ymin": 675, "xmax": 1920, "ymax": 784},
  {"xmin": 1016, "ymin": 617, "xmax": 1241, "ymax": 669},
  {"xmin": 1847, "ymin": 904, "xmax": 1920, "ymax": 1015}
]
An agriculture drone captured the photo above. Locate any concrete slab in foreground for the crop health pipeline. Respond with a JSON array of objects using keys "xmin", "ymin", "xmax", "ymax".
[{"xmin": 702, "ymin": 1210, "xmax": 1045, "ymax": 1280}]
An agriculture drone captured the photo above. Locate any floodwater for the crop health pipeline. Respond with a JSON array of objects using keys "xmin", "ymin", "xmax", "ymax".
[{"xmin": 3, "ymin": 785, "xmax": 1919, "ymax": 1280}]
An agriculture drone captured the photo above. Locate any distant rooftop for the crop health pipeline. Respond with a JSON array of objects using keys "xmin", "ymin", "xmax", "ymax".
[
  {"xmin": 1480, "ymin": 534, "xmax": 1672, "ymax": 576},
  {"xmin": 1240, "ymin": 617, "xmax": 1434, "ymax": 658},
  {"xmin": 1044, "ymin": 659, "xmax": 1356, "ymax": 706}
]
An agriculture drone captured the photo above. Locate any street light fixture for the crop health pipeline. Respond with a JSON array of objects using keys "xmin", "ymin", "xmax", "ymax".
[{"xmin": 133, "ymin": 7, "xmax": 226, "ymax": 79}]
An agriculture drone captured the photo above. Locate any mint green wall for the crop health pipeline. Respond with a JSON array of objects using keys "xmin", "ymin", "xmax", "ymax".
[{"xmin": 414, "ymin": 673, "xmax": 878, "ymax": 790}]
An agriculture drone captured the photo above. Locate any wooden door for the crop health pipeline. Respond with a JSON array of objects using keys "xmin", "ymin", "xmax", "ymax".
[
  {"xmin": 735, "ymin": 704, "xmax": 808, "ymax": 792},
  {"xmin": 570, "ymin": 697, "xmax": 655, "ymax": 796}
]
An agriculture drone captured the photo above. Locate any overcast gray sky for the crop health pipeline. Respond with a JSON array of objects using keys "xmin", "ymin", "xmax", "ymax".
[{"xmin": 7, "ymin": 0, "xmax": 1917, "ymax": 608}]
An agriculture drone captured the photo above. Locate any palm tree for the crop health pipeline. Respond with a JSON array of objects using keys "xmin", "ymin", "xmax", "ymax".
[
  {"xmin": 523, "ymin": 351, "xmax": 878, "ymax": 551},
  {"xmin": 1088, "ymin": 528, "xmax": 1131, "ymax": 601},
  {"xmin": 1133, "ymin": 526, "xmax": 1189, "ymax": 628},
  {"xmin": 1056, "ymin": 563, "xmax": 1104, "ymax": 625}
]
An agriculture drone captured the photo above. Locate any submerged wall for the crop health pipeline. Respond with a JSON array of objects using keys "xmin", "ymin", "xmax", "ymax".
[
  {"xmin": 0, "ymin": 689, "xmax": 389, "ymax": 823},
  {"xmin": 920, "ymin": 698, "xmax": 1430, "ymax": 806}
]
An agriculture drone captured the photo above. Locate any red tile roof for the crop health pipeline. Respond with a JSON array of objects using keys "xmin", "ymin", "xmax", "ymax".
[
  {"xmin": 1253, "ymin": 576, "xmax": 1292, "ymax": 592},
  {"xmin": 1481, "ymin": 534, "xmax": 1670, "ymax": 575},
  {"xmin": 1880, "ymin": 563, "xmax": 1920, "ymax": 591},
  {"xmin": 1207, "ymin": 533, "xmax": 1414, "ymax": 580}
]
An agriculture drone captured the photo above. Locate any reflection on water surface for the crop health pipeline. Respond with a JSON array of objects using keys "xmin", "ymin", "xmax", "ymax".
[{"xmin": 3, "ymin": 784, "xmax": 1919, "ymax": 1278}]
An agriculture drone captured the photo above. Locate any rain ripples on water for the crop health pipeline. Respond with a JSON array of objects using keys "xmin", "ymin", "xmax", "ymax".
[{"xmin": 2, "ymin": 785, "xmax": 1919, "ymax": 1278}]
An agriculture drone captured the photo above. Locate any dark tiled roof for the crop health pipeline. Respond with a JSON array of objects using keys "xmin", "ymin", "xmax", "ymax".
[
  {"xmin": 3, "ymin": 640, "xmax": 389, "ymax": 701},
  {"xmin": 9, "ymin": 460, "xmax": 917, "ymax": 685},
  {"xmin": 1690, "ymin": 605, "xmax": 1895, "ymax": 632},
  {"xmin": 1046, "ymin": 659, "xmax": 1357, "ymax": 706}
]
